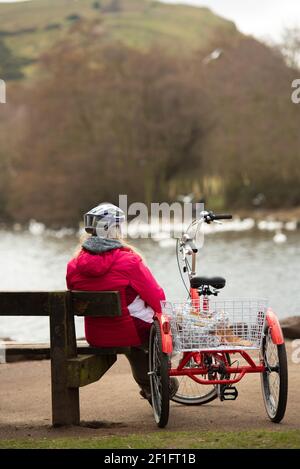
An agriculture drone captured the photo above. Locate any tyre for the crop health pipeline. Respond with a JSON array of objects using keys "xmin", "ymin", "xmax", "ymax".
[
  {"xmin": 149, "ymin": 320, "xmax": 170, "ymax": 427},
  {"xmin": 171, "ymin": 352, "xmax": 230, "ymax": 405},
  {"xmin": 261, "ymin": 327, "xmax": 288, "ymax": 423}
]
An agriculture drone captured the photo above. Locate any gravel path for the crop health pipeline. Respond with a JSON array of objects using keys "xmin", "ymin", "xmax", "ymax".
[{"xmin": 0, "ymin": 341, "xmax": 299, "ymax": 440}]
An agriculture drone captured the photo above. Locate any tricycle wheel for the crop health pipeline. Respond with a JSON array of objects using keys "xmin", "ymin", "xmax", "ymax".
[
  {"xmin": 171, "ymin": 352, "xmax": 231, "ymax": 405},
  {"xmin": 149, "ymin": 320, "xmax": 170, "ymax": 428},
  {"xmin": 171, "ymin": 381, "xmax": 217, "ymax": 405},
  {"xmin": 261, "ymin": 327, "xmax": 288, "ymax": 423}
]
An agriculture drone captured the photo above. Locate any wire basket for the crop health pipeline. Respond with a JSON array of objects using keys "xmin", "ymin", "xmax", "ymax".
[{"xmin": 161, "ymin": 298, "xmax": 267, "ymax": 352}]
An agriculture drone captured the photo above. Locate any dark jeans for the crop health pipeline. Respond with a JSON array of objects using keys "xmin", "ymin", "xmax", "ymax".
[{"xmin": 125, "ymin": 343, "xmax": 151, "ymax": 397}]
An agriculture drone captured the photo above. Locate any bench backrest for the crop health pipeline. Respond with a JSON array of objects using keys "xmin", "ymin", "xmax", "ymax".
[{"xmin": 0, "ymin": 291, "xmax": 121, "ymax": 317}]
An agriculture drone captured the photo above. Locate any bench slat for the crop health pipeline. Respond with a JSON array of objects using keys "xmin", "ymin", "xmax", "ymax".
[
  {"xmin": 3, "ymin": 342, "xmax": 130, "ymax": 363},
  {"xmin": 0, "ymin": 291, "xmax": 53, "ymax": 316},
  {"xmin": 71, "ymin": 291, "xmax": 121, "ymax": 317},
  {"xmin": 0, "ymin": 291, "xmax": 121, "ymax": 317},
  {"xmin": 67, "ymin": 354, "xmax": 117, "ymax": 388}
]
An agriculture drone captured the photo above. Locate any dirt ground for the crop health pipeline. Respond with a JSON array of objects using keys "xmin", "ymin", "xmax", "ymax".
[{"xmin": 0, "ymin": 341, "xmax": 299, "ymax": 440}]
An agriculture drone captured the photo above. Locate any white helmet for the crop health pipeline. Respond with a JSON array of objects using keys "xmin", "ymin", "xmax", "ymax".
[{"xmin": 84, "ymin": 203, "xmax": 125, "ymax": 237}]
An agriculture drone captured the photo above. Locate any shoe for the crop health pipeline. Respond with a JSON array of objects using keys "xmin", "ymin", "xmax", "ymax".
[
  {"xmin": 140, "ymin": 378, "xmax": 179, "ymax": 404},
  {"xmin": 139, "ymin": 389, "xmax": 152, "ymax": 406}
]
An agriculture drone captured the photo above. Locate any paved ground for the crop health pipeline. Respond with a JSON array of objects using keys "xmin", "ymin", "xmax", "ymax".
[{"xmin": 0, "ymin": 341, "xmax": 299, "ymax": 439}]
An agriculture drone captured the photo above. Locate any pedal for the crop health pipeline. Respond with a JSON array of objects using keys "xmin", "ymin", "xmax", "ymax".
[{"xmin": 220, "ymin": 386, "xmax": 238, "ymax": 401}]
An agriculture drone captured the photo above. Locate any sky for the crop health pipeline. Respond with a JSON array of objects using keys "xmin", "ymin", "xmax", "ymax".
[
  {"xmin": 161, "ymin": 0, "xmax": 300, "ymax": 43},
  {"xmin": 0, "ymin": 0, "xmax": 299, "ymax": 43}
]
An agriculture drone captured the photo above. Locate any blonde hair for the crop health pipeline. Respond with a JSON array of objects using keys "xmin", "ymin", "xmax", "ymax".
[
  {"xmin": 74, "ymin": 232, "xmax": 90, "ymax": 257},
  {"xmin": 74, "ymin": 230, "xmax": 145, "ymax": 262}
]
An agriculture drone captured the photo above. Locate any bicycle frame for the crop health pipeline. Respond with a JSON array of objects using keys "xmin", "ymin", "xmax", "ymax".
[{"xmin": 169, "ymin": 350, "xmax": 265, "ymax": 385}]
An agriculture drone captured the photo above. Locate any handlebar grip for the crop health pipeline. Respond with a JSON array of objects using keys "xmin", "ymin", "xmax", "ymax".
[{"xmin": 214, "ymin": 214, "xmax": 232, "ymax": 220}]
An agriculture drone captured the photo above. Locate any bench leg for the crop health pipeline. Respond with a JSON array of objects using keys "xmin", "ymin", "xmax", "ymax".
[
  {"xmin": 51, "ymin": 360, "xmax": 80, "ymax": 426},
  {"xmin": 49, "ymin": 292, "xmax": 80, "ymax": 426}
]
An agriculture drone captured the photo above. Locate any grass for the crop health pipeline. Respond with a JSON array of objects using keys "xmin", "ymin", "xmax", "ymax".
[
  {"xmin": 1, "ymin": 430, "xmax": 300, "ymax": 449},
  {"xmin": 0, "ymin": 0, "xmax": 239, "ymax": 79}
]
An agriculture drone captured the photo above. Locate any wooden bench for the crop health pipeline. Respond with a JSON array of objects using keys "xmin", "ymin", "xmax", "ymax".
[{"xmin": 0, "ymin": 291, "xmax": 128, "ymax": 426}]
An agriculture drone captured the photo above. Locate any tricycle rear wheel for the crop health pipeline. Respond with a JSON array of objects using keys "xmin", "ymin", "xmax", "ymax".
[{"xmin": 261, "ymin": 327, "xmax": 288, "ymax": 423}]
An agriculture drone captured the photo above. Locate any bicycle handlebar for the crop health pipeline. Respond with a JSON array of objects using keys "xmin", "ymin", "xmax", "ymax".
[
  {"xmin": 204, "ymin": 211, "xmax": 232, "ymax": 223},
  {"xmin": 180, "ymin": 211, "xmax": 232, "ymax": 254},
  {"xmin": 213, "ymin": 214, "xmax": 233, "ymax": 220},
  {"xmin": 179, "ymin": 210, "xmax": 233, "ymax": 284}
]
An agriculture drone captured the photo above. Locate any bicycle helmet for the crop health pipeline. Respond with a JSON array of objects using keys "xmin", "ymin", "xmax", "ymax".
[{"xmin": 84, "ymin": 203, "xmax": 125, "ymax": 237}]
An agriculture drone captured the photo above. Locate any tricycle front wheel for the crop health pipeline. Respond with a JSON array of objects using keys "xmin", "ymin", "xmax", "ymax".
[
  {"xmin": 149, "ymin": 320, "xmax": 170, "ymax": 428},
  {"xmin": 261, "ymin": 327, "xmax": 288, "ymax": 423}
]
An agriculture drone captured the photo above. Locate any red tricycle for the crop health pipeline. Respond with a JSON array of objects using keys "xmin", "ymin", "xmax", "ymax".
[{"xmin": 148, "ymin": 210, "xmax": 288, "ymax": 427}]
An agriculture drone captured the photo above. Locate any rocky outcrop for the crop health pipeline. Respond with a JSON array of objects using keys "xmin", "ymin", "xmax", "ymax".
[{"xmin": 280, "ymin": 316, "xmax": 300, "ymax": 339}]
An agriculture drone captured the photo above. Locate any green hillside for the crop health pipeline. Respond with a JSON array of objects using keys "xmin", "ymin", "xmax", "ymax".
[{"xmin": 0, "ymin": 0, "xmax": 238, "ymax": 79}]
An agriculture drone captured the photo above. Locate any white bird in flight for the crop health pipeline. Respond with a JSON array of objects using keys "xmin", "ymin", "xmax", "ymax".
[{"xmin": 203, "ymin": 48, "xmax": 223, "ymax": 64}]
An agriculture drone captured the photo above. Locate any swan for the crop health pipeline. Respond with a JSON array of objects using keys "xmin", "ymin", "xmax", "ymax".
[{"xmin": 273, "ymin": 230, "xmax": 287, "ymax": 244}]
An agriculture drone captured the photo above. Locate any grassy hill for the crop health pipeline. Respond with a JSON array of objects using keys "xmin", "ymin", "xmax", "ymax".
[{"xmin": 0, "ymin": 0, "xmax": 238, "ymax": 79}]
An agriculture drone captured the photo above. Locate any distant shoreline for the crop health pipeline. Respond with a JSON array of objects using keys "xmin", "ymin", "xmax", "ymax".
[
  {"xmin": 1, "ymin": 206, "xmax": 300, "ymax": 234},
  {"xmin": 235, "ymin": 207, "xmax": 300, "ymax": 223}
]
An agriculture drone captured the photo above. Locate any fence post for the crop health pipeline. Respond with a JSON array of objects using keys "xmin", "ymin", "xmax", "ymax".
[{"xmin": 49, "ymin": 292, "xmax": 80, "ymax": 426}]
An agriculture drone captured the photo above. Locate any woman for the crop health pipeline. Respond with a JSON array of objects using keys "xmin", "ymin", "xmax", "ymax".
[{"xmin": 66, "ymin": 203, "xmax": 177, "ymax": 403}]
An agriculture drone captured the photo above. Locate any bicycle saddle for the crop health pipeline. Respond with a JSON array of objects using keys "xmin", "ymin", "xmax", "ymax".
[{"xmin": 190, "ymin": 276, "xmax": 226, "ymax": 289}]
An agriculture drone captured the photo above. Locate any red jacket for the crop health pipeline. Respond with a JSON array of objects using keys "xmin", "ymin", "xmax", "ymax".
[{"xmin": 66, "ymin": 245, "xmax": 165, "ymax": 347}]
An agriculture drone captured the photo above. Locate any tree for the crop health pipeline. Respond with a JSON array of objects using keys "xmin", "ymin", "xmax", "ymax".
[
  {"xmin": 66, "ymin": 14, "xmax": 82, "ymax": 22},
  {"xmin": 92, "ymin": 1, "xmax": 102, "ymax": 9},
  {"xmin": 278, "ymin": 27, "xmax": 300, "ymax": 69},
  {"xmin": 197, "ymin": 35, "xmax": 300, "ymax": 208},
  {"xmin": 0, "ymin": 39, "xmax": 25, "ymax": 80},
  {"xmin": 7, "ymin": 37, "xmax": 209, "ymax": 225},
  {"xmin": 3, "ymin": 24, "xmax": 300, "ymax": 225},
  {"xmin": 104, "ymin": 0, "xmax": 121, "ymax": 13}
]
